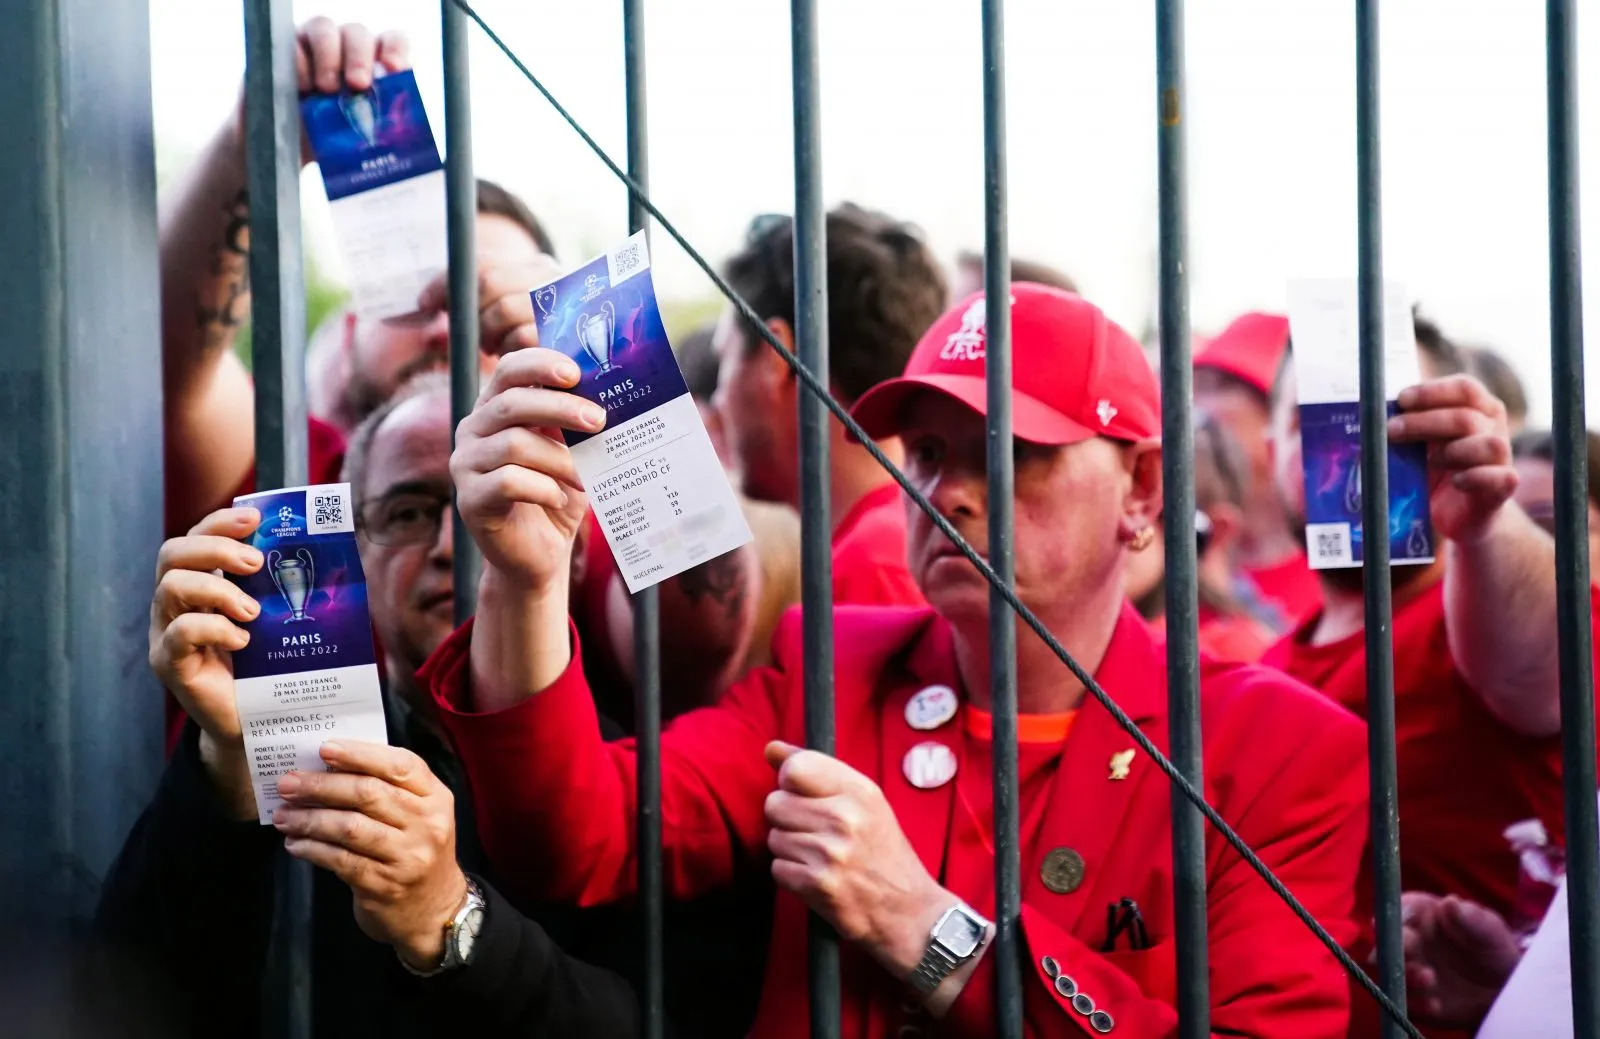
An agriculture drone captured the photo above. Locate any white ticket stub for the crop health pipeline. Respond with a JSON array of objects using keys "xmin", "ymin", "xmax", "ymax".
[
  {"xmin": 531, "ymin": 233, "xmax": 753, "ymax": 592},
  {"xmin": 302, "ymin": 70, "xmax": 447, "ymax": 322},
  {"xmin": 228, "ymin": 483, "xmax": 389, "ymax": 824}
]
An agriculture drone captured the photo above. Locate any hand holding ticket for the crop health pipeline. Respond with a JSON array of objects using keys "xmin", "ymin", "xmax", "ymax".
[{"xmin": 225, "ymin": 483, "xmax": 388, "ymax": 824}]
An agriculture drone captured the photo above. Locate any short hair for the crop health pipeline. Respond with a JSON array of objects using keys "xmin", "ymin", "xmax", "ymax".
[
  {"xmin": 341, "ymin": 371, "xmax": 451, "ymax": 513},
  {"xmin": 477, "ymin": 178, "xmax": 557, "ymax": 258},
  {"xmin": 1511, "ymin": 428, "xmax": 1600, "ymax": 513},
  {"xmin": 1465, "ymin": 346, "xmax": 1529, "ymax": 426},
  {"xmin": 957, "ymin": 250, "xmax": 1079, "ymax": 295},
  {"xmin": 724, "ymin": 204, "xmax": 948, "ymax": 405},
  {"xmin": 1412, "ymin": 308, "xmax": 1467, "ymax": 377},
  {"xmin": 1194, "ymin": 410, "xmax": 1248, "ymax": 511},
  {"xmin": 675, "ymin": 323, "xmax": 719, "ymax": 402}
]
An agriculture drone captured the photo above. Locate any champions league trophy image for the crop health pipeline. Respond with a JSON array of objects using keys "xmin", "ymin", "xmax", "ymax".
[
  {"xmin": 267, "ymin": 548, "xmax": 317, "ymax": 623},
  {"xmin": 534, "ymin": 286, "xmax": 558, "ymax": 323},
  {"xmin": 1343, "ymin": 459, "xmax": 1362, "ymax": 514},
  {"xmin": 577, "ymin": 300, "xmax": 619, "ymax": 373},
  {"xmin": 340, "ymin": 88, "xmax": 381, "ymax": 148}
]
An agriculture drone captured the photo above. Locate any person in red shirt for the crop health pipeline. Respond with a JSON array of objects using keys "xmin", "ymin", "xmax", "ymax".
[
  {"xmin": 711, "ymin": 206, "xmax": 948, "ymax": 607},
  {"xmin": 159, "ymin": 18, "xmax": 559, "ymax": 538},
  {"xmin": 1261, "ymin": 322, "xmax": 1589, "ymax": 1037},
  {"xmin": 1194, "ymin": 312, "xmax": 1322, "ymax": 627},
  {"xmin": 412, "ymin": 284, "xmax": 1371, "ymax": 1038},
  {"xmin": 1128, "ymin": 411, "xmax": 1279, "ymax": 663}
]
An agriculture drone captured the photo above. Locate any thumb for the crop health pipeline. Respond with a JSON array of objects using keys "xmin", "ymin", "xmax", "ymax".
[
  {"xmin": 765, "ymin": 740, "xmax": 802, "ymax": 770},
  {"xmin": 1441, "ymin": 896, "xmax": 1512, "ymax": 950}
]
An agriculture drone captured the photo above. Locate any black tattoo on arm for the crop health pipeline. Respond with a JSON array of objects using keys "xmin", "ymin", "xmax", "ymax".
[
  {"xmin": 673, "ymin": 548, "xmax": 748, "ymax": 623},
  {"xmin": 195, "ymin": 189, "xmax": 251, "ymax": 349}
]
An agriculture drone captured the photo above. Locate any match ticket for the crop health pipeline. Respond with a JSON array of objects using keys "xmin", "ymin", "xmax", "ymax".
[
  {"xmin": 301, "ymin": 69, "xmax": 447, "ymax": 322},
  {"xmin": 1288, "ymin": 278, "xmax": 1435, "ymax": 571},
  {"xmin": 531, "ymin": 232, "xmax": 753, "ymax": 592},
  {"xmin": 228, "ymin": 483, "xmax": 388, "ymax": 825}
]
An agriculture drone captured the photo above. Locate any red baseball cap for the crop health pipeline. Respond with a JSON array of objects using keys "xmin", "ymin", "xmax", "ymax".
[
  {"xmin": 1193, "ymin": 312, "xmax": 1290, "ymax": 396},
  {"xmin": 850, "ymin": 283, "xmax": 1160, "ymax": 444}
]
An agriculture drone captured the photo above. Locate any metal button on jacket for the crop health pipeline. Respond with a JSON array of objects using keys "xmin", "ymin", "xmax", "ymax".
[
  {"xmin": 1040, "ymin": 847, "xmax": 1086, "ymax": 893},
  {"xmin": 1071, "ymin": 992, "xmax": 1096, "ymax": 1016},
  {"xmin": 1053, "ymin": 973, "xmax": 1078, "ymax": 999},
  {"xmin": 1040, "ymin": 955, "xmax": 1060, "ymax": 979},
  {"xmin": 1089, "ymin": 1009, "xmax": 1115, "ymax": 1033}
]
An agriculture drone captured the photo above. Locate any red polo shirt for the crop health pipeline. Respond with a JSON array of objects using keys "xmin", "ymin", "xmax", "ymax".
[
  {"xmin": 1246, "ymin": 549, "xmax": 1323, "ymax": 628},
  {"xmin": 1262, "ymin": 576, "xmax": 1574, "ymax": 922},
  {"xmin": 830, "ymin": 482, "xmax": 924, "ymax": 608}
]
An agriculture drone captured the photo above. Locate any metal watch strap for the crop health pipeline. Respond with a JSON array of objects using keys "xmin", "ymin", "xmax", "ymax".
[
  {"xmin": 399, "ymin": 876, "xmax": 485, "ymax": 978},
  {"xmin": 908, "ymin": 939, "xmax": 963, "ymax": 996}
]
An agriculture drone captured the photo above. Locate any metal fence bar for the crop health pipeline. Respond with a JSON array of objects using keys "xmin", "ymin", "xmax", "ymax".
[
  {"xmin": 443, "ymin": 0, "xmax": 481, "ymax": 625},
  {"xmin": 1546, "ymin": 3, "xmax": 1600, "ymax": 1035},
  {"xmin": 622, "ymin": 2, "xmax": 664, "ymax": 1036},
  {"xmin": 444, "ymin": 10, "xmax": 1421, "ymax": 1031},
  {"xmin": 242, "ymin": 1, "xmax": 311, "ymax": 1036},
  {"xmin": 979, "ymin": 2, "xmax": 1021, "ymax": 1035},
  {"xmin": 1154, "ymin": 1, "xmax": 1209, "ymax": 1034},
  {"xmin": 789, "ymin": 2, "xmax": 839, "ymax": 1035},
  {"xmin": 1353, "ymin": 3, "xmax": 1407, "ymax": 1034}
]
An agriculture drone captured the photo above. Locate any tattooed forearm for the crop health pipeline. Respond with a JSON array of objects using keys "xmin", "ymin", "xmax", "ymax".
[
  {"xmin": 195, "ymin": 189, "xmax": 251, "ymax": 349},
  {"xmin": 673, "ymin": 548, "xmax": 749, "ymax": 622}
]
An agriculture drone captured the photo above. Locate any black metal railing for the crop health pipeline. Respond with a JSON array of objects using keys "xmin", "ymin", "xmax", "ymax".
[{"xmin": 234, "ymin": 2, "xmax": 1596, "ymax": 1037}]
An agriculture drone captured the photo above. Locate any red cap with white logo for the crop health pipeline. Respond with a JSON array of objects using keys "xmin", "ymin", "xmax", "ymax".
[{"xmin": 850, "ymin": 283, "xmax": 1161, "ymax": 444}]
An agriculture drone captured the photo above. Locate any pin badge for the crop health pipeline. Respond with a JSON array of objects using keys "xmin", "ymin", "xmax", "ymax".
[
  {"xmin": 1040, "ymin": 847, "xmax": 1086, "ymax": 894},
  {"xmin": 905, "ymin": 684, "xmax": 959, "ymax": 731},
  {"xmin": 903, "ymin": 741, "xmax": 958, "ymax": 790},
  {"xmin": 1109, "ymin": 749, "xmax": 1135, "ymax": 781}
]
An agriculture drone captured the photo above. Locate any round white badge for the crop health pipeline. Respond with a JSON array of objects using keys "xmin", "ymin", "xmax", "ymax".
[
  {"xmin": 902, "ymin": 741, "xmax": 958, "ymax": 790},
  {"xmin": 905, "ymin": 684, "xmax": 959, "ymax": 731}
]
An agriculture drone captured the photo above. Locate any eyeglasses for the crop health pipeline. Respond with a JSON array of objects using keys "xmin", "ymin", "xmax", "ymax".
[{"xmin": 358, "ymin": 490, "xmax": 453, "ymax": 547}]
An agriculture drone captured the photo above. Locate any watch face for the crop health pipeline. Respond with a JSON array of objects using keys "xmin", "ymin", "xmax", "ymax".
[
  {"xmin": 454, "ymin": 906, "xmax": 485, "ymax": 964},
  {"xmin": 935, "ymin": 908, "xmax": 985, "ymax": 958}
]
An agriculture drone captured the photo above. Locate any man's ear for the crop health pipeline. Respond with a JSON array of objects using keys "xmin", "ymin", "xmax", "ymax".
[
  {"xmin": 1121, "ymin": 439, "xmax": 1165, "ymax": 535},
  {"xmin": 1204, "ymin": 501, "xmax": 1244, "ymax": 559},
  {"xmin": 760, "ymin": 317, "xmax": 799, "ymax": 394}
]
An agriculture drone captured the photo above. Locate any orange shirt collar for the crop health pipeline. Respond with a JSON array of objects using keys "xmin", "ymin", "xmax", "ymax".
[{"xmin": 964, "ymin": 706, "xmax": 1078, "ymax": 745}]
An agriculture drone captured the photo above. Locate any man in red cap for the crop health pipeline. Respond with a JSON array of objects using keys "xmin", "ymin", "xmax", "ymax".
[
  {"xmin": 419, "ymin": 284, "xmax": 1370, "ymax": 1037},
  {"xmin": 1194, "ymin": 312, "xmax": 1322, "ymax": 627}
]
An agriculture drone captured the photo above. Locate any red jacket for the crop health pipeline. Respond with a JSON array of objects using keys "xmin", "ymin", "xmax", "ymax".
[{"xmin": 425, "ymin": 603, "xmax": 1370, "ymax": 1038}]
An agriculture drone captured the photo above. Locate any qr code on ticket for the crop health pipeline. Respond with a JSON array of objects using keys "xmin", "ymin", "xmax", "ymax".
[
  {"xmin": 313, "ymin": 494, "xmax": 344, "ymax": 528},
  {"xmin": 607, "ymin": 238, "xmax": 648, "ymax": 284},
  {"xmin": 1306, "ymin": 522, "xmax": 1354, "ymax": 568}
]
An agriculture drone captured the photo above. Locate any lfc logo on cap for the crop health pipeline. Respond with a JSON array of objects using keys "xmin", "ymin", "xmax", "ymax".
[
  {"xmin": 903, "ymin": 741, "xmax": 958, "ymax": 790},
  {"xmin": 1096, "ymin": 399, "xmax": 1118, "ymax": 426},
  {"xmin": 905, "ymin": 684, "xmax": 959, "ymax": 731},
  {"xmin": 940, "ymin": 299, "xmax": 989, "ymax": 362}
]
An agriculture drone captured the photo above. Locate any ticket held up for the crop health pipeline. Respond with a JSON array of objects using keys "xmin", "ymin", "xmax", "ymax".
[
  {"xmin": 228, "ymin": 483, "xmax": 388, "ymax": 825},
  {"xmin": 531, "ymin": 233, "xmax": 753, "ymax": 592},
  {"xmin": 301, "ymin": 69, "xmax": 447, "ymax": 322},
  {"xmin": 1288, "ymin": 278, "xmax": 1435, "ymax": 571}
]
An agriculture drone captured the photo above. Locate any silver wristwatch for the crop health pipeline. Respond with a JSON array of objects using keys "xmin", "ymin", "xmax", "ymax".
[
  {"xmin": 400, "ymin": 875, "xmax": 487, "ymax": 978},
  {"xmin": 907, "ymin": 901, "xmax": 993, "ymax": 997}
]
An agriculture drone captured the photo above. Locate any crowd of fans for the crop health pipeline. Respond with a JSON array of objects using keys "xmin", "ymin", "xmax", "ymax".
[{"xmin": 82, "ymin": 16, "xmax": 1599, "ymax": 1039}]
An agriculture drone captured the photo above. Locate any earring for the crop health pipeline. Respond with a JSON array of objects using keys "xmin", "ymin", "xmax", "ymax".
[{"xmin": 1128, "ymin": 526, "xmax": 1155, "ymax": 552}]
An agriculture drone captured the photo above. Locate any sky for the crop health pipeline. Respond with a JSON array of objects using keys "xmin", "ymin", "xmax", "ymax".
[{"xmin": 149, "ymin": 0, "xmax": 1599, "ymax": 424}]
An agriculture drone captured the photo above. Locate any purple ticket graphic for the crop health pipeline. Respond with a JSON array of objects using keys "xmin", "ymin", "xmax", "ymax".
[
  {"xmin": 531, "ymin": 234, "xmax": 752, "ymax": 592},
  {"xmin": 230, "ymin": 483, "xmax": 388, "ymax": 824},
  {"xmin": 1300, "ymin": 402, "xmax": 1434, "ymax": 568},
  {"xmin": 1288, "ymin": 278, "xmax": 1436, "ymax": 571},
  {"xmin": 301, "ymin": 69, "xmax": 448, "ymax": 322},
  {"xmin": 301, "ymin": 70, "xmax": 443, "ymax": 201}
]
